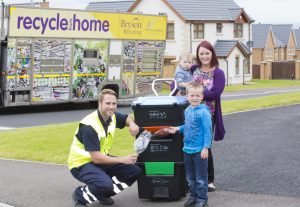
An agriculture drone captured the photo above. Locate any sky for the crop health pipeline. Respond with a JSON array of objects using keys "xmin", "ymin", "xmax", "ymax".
[{"xmin": 3, "ymin": 0, "xmax": 300, "ymax": 28}]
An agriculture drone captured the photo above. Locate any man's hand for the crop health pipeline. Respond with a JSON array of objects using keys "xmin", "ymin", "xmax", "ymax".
[
  {"xmin": 169, "ymin": 127, "xmax": 179, "ymax": 134},
  {"xmin": 201, "ymin": 148, "xmax": 209, "ymax": 159},
  {"xmin": 90, "ymin": 152, "xmax": 138, "ymax": 165},
  {"xmin": 120, "ymin": 155, "xmax": 138, "ymax": 164}
]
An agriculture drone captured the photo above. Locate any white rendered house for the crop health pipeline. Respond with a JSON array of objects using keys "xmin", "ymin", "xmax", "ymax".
[{"xmin": 87, "ymin": 0, "xmax": 254, "ymax": 84}]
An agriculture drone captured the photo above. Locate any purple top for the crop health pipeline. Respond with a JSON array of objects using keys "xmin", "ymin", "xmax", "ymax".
[{"xmin": 191, "ymin": 65, "xmax": 226, "ymax": 141}]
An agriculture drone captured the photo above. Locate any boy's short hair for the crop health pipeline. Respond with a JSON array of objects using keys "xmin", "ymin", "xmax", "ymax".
[
  {"xmin": 186, "ymin": 82, "xmax": 204, "ymax": 94},
  {"xmin": 98, "ymin": 89, "xmax": 117, "ymax": 103},
  {"xmin": 179, "ymin": 52, "xmax": 193, "ymax": 62}
]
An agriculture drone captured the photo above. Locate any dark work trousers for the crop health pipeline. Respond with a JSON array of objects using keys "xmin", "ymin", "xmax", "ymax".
[
  {"xmin": 208, "ymin": 117, "xmax": 215, "ymax": 184},
  {"xmin": 71, "ymin": 162, "xmax": 141, "ymax": 205}
]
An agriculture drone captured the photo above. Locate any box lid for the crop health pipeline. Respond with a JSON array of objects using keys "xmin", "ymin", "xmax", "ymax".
[{"xmin": 132, "ymin": 96, "xmax": 188, "ymax": 108}]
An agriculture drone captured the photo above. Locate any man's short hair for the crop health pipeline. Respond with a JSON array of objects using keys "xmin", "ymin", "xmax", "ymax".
[
  {"xmin": 186, "ymin": 82, "xmax": 204, "ymax": 94},
  {"xmin": 98, "ymin": 89, "xmax": 117, "ymax": 103}
]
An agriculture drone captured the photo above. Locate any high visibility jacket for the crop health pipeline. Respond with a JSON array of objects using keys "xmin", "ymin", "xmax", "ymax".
[{"xmin": 68, "ymin": 110, "xmax": 116, "ymax": 170}]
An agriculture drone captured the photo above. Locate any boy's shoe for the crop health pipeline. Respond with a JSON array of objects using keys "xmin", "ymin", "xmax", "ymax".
[
  {"xmin": 99, "ymin": 197, "xmax": 114, "ymax": 205},
  {"xmin": 72, "ymin": 191, "xmax": 86, "ymax": 207},
  {"xmin": 194, "ymin": 202, "xmax": 209, "ymax": 207},
  {"xmin": 208, "ymin": 183, "xmax": 216, "ymax": 192},
  {"xmin": 184, "ymin": 197, "xmax": 196, "ymax": 207}
]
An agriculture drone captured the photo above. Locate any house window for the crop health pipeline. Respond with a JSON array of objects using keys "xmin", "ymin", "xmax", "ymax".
[
  {"xmin": 281, "ymin": 49, "xmax": 284, "ymax": 60},
  {"xmin": 235, "ymin": 56, "xmax": 240, "ymax": 75},
  {"xmin": 265, "ymin": 48, "xmax": 273, "ymax": 60},
  {"xmin": 234, "ymin": 23, "xmax": 243, "ymax": 38},
  {"xmin": 269, "ymin": 48, "xmax": 273, "ymax": 60},
  {"xmin": 244, "ymin": 58, "xmax": 250, "ymax": 74},
  {"xmin": 167, "ymin": 23, "xmax": 174, "ymax": 39},
  {"xmin": 274, "ymin": 48, "xmax": 278, "ymax": 60},
  {"xmin": 216, "ymin": 23, "xmax": 223, "ymax": 33},
  {"xmin": 288, "ymin": 47, "xmax": 294, "ymax": 56},
  {"xmin": 193, "ymin": 23, "xmax": 204, "ymax": 39}
]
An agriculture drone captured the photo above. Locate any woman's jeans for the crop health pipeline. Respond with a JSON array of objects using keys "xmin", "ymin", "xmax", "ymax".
[{"xmin": 184, "ymin": 152, "xmax": 208, "ymax": 203}]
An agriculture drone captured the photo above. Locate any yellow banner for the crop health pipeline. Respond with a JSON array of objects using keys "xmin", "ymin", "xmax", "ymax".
[{"xmin": 9, "ymin": 7, "xmax": 167, "ymax": 40}]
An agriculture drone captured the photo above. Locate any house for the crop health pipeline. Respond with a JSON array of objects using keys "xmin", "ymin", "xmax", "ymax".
[
  {"xmin": 214, "ymin": 40, "xmax": 251, "ymax": 85},
  {"xmin": 294, "ymin": 29, "xmax": 300, "ymax": 80},
  {"xmin": 252, "ymin": 24, "xmax": 299, "ymax": 80},
  {"xmin": 294, "ymin": 29, "xmax": 300, "ymax": 57},
  {"xmin": 86, "ymin": 0, "xmax": 254, "ymax": 84},
  {"xmin": 252, "ymin": 24, "xmax": 271, "ymax": 66}
]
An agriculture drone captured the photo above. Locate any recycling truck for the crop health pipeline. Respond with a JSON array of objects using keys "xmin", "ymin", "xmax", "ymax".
[{"xmin": 0, "ymin": 5, "xmax": 167, "ymax": 107}]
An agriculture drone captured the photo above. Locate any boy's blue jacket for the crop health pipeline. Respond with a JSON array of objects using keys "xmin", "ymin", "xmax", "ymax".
[{"xmin": 179, "ymin": 104, "xmax": 212, "ymax": 153}]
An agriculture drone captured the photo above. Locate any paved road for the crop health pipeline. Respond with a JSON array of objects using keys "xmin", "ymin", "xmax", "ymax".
[
  {"xmin": 0, "ymin": 107, "xmax": 131, "ymax": 130},
  {"xmin": 1, "ymin": 86, "xmax": 300, "ymax": 130},
  {"xmin": 0, "ymin": 104, "xmax": 300, "ymax": 207},
  {"xmin": 221, "ymin": 86, "xmax": 300, "ymax": 100}
]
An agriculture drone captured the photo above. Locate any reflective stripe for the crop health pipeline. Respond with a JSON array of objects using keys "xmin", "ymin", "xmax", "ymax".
[
  {"xmin": 120, "ymin": 182, "xmax": 128, "ymax": 189},
  {"xmin": 112, "ymin": 176, "xmax": 129, "ymax": 189},
  {"xmin": 113, "ymin": 184, "xmax": 121, "ymax": 194},
  {"xmin": 112, "ymin": 176, "xmax": 128, "ymax": 193},
  {"xmin": 85, "ymin": 186, "xmax": 97, "ymax": 202},
  {"xmin": 81, "ymin": 187, "xmax": 92, "ymax": 204},
  {"xmin": 71, "ymin": 145, "xmax": 90, "ymax": 157},
  {"xmin": 98, "ymin": 131, "xmax": 106, "ymax": 137}
]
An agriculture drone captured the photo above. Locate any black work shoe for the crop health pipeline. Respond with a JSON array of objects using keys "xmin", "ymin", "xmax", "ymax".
[
  {"xmin": 100, "ymin": 197, "xmax": 114, "ymax": 205},
  {"xmin": 184, "ymin": 197, "xmax": 196, "ymax": 207},
  {"xmin": 72, "ymin": 191, "xmax": 86, "ymax": 207}
]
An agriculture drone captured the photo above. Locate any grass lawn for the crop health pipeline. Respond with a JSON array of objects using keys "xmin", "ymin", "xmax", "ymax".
[
  {"xmin": 225, "ymin": 79, "xmax": 300, "ymax": 92},
  {"xmin": 0, "ymin": 123, "xmax": 134, "ymax": 164},
  {"xmin": 0, "ymin": 91, "xmax": 300, "ymax": 165}
]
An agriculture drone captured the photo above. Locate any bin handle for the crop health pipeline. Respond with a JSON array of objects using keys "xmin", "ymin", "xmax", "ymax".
[{"xmin": 152, "ymin": 78, "xmax": 177, "ymax": 96}]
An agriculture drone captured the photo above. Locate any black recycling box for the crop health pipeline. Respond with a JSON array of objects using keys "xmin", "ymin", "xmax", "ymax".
[
  {"xmin": 136, "ymin": 162, "xmax": 187, "ymax": 200},
  {"xmin": 137, "ymin": 133, "xmax": 184, "ymax": 162},
  {"xmin": 131, "ymin": 96, "xmax": 188, "ymax": 126},
  {"xmin": 132, "ymin": 96, "xmax": 188, "ymax": 200}
]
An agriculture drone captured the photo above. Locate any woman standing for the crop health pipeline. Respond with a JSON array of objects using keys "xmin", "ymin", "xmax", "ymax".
[{"xmin": 191, "ymin": 40, "xmax": 226, "ymax": 192}]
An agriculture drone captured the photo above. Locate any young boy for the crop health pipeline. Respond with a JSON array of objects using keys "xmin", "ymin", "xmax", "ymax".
[
  {"xmin": 169, "ymin": 82, "xmax": 212, "ymax": 207},
  {"xmin": 174, "ymin": 52, "xmax": 193, "ymax": 95}
]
